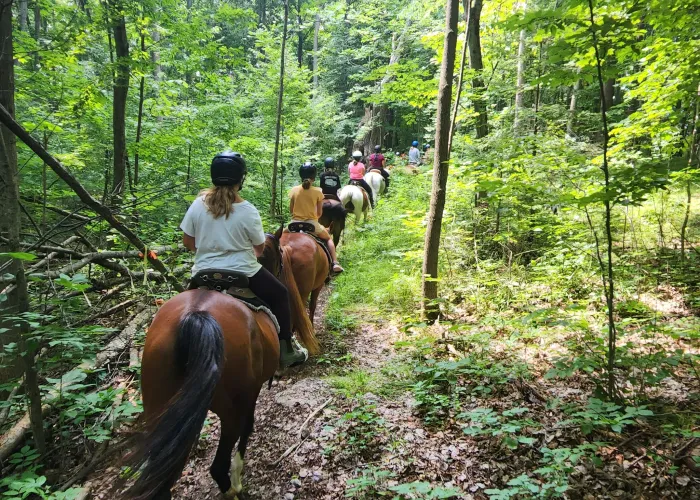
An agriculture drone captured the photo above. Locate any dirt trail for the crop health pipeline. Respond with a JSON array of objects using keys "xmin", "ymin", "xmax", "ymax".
[{"xmin": 171, "ymin": 290, "xmax": 404, "ymax": 500}]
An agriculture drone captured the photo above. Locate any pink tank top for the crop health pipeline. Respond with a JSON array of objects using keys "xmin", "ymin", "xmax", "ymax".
[{"xmin": 348, "ymin": 161, "xmax": 366, "ymax": 180}]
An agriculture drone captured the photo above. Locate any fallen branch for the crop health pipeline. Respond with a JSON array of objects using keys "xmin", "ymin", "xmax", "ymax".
[
  {"xmin": 271, "ymin": 397, "xmax": 332, "ymax": 466},
  {"xmin": 0, "ymin": 308, "xmax": 153, "ymax": 462},
  {"xmin": 298, "ymin": 397, "xmax": 332, "ymax": 439},
  {"xmin": 0, "ymin": 102, "xmax": 184, "ymax": 293},
  {"xmin": 271, "ymin": 435, "xmax": 309, "ymax": 467},
  {"xmin": 20, "ymin": 195, "xmax": 91, "ymax": 222},
  {"xmin": 72, "ymin": 299, "xmax": 139, "ymax": 327},
  {"xmin": 1, "ymin": 245, "xmax": 184, "ymax": 287}
]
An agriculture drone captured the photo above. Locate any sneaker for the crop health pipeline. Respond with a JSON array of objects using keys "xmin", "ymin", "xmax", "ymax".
[
  {"xmin": 280, "ymin": 338, "xmax": 308, "ymax": 368},
  {"xmin": 332, "ymin": 262, "xmax": 344, "ymax": 273}
]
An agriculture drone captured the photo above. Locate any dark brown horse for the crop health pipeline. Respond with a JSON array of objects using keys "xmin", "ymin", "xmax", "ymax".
[
  {"xmin": 263, "ymin": 225, "xmax": 329, "ymax": 324},
  {"xmin": 319, "ymin": 198, "xmax": 347, "ymax": 247},
  {"xmin": 122, "ymin": 236, "xmax": 318, "ymax": 500}
]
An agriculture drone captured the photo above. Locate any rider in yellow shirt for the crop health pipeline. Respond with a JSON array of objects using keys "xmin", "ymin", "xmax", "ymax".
[{"xmin": 289, "ymin": 163, "xmax": 344, "ymax": 273}]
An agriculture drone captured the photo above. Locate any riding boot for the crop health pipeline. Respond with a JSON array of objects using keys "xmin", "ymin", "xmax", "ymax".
[{"xmin": 279, "ymin": 338, "xmax": 308, "ymax": 368}]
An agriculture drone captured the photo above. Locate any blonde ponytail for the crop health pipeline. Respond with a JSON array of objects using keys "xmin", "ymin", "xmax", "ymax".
[{"xmin": 200, "ymin": 186, "xmax": 237, "ymax": 219}]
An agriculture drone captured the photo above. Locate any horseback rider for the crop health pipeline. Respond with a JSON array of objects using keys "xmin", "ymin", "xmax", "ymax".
[
  {"xmin": 347, "ymin": 150, "xmax": 375, "ymax": 208},
  {"xmin": 180, "ymin": 152, "xmax": 307, "ymax": 368},
  {"xmin": 289, "ymin": 162, "xmax": 344, "ymax": 273},
  {"xmin": 367, "ymin": 145, "xmax": 390, "ymax": 193},
  {"xmin": 319, "ymin": 156, "xmax": 341, "ymax": 200},
  {"xmin": 408, "ymin": 140, "xmax": 421, "ymax": 165}
]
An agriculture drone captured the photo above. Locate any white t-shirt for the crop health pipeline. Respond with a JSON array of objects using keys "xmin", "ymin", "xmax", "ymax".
[{"xmin": 180, "ymin": 196, "xmax": 266, "ymax": 277}]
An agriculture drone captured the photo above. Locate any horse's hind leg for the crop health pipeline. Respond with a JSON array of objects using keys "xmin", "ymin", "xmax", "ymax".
[
  {"xmin": 153, "ymin": 489, "xmax": 172, "ymax": 500},
  {"xmin": 229, "ymin": 397, "xmax": 258, "ymax": 498},
  {"xmin": 309, "ymin": 287, "xmax": 322, "ymax": 323},
  {"xmin": 210, "ymin": 400, "xmax": 241, "ymax": 497}
]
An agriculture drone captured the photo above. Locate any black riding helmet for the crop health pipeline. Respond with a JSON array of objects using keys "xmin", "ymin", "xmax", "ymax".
[
  {"xmin": 374, "ymin": 145, "xmax": 381, "ymax": 152},
  {"xmin": 211, "ymin": 151, "xmax": 246, "ymax": 187},
  {"xmin": 299, "ymin": 162, "xmax": 317, "ymax": 180},
  {"xmin": 324, "ymin": 157, "xmax": 335, "ymax": 169}
]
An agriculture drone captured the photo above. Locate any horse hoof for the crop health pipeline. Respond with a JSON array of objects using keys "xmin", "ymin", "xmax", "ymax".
[{"xmin": 223, "ymin": 488, "xmax": 238, "ymax": 500}]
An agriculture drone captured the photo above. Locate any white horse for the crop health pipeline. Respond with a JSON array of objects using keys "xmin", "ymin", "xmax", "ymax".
[
  {"xmin": 339, "ymin": 184, "xmax": 371, "ymax": 224},
  {"xmin": 364, "ymin": 170, "xmax": 386, "ymax": 202}
]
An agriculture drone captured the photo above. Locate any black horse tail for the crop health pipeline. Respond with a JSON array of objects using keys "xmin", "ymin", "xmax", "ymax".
[{"xmin": 125, "ymin": 311, "xmax": 224, "ymax": 499}]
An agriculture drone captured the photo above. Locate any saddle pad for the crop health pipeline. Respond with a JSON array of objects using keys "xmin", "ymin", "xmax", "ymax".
[{"xmin": 188, "ymin": 270, "xmax": 280, "ymax": 333}]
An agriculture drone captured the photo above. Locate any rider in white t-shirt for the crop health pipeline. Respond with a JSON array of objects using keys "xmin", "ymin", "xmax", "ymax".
[{"xmin": 180, "ymin": 152, "xmax": 307, "ymax": 367}]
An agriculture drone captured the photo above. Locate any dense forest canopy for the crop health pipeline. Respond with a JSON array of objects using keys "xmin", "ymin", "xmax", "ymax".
[{"xmin": 0, "ymin": 0, "xmax": 698, "ymax": 498}]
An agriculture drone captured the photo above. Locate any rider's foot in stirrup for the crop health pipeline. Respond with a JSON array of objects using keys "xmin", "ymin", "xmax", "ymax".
[
  {"xmin": 280, "ymin": 338, "xmax": 307, "ymax": 368},
  {"xmin": 332, "ymin": 262, "xmax": 344, "ymax": 273}
]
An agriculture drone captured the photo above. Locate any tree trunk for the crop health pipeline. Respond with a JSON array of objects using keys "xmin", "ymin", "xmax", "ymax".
[
  {"xmin": 422, "ymin": 0, "xmax": 459, "ymax": 322},
  {"xmin": 0, "ymin": 0, "xmax": 21, "ymax": 384},
  {"xmin": 20, "ymin": 0, "xmax": 29, "ymax": 31},
  {"xmin": 567, "ymin": 78, "xmax": 580, "ymax": 137},
  {"xmin": 468, "ymin": 0, "xmax": 487, "ymax": 139},
  {"xmin": 681, "ymin": 83, "xmax": 699, "ymax": 263},
  {"xmin": 513, "ymin": 3, "xmax": 527, "ymax": 134},
  {"xmin": 0, "ymin": 1, "xmax": 45, "ymax": 452},
  {"xmin": 151, "ymin": 28, "xmax": 161, "ymax": 80},
  {"xmin": 134, "ymin": 28, "xmax": 146, "ymax": 187},
  {"xmin": 271, "ymin": 0, "xmax": 289, "ymax": 217},
  {"xmin": 603, "ymin": 78, "xmax": 614, "ymax": 111},
  {"xmin": 587, "ymin": 0, "xmax": 617, "ymax": 400},
  {"xmin": 313, "ymin": 13, "xmax": 319, "ymax": 91},
  {"xmin": 258, "ymin": 0, "xmax": 267, "ymax": 25},
  {"xmin": 296, "ymin": 0, "xmax": 303, "ymax": 68},
  {"xmin": 111, "ymin": 0, "xmax": 129, "ymax": 201},
  {"xmin": 33, "ymin": 0, "xmax": 41, "ymax": 68},
  {"xmin": 448, "ymin": 0, "xmax": 471, "ymax": 152}
]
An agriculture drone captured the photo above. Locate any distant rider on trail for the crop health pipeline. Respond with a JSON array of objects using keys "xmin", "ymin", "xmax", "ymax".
[
  {"xmin": 319, "ymin": 157, "xmax": 341, "ymax": 201},
  {"xmin": 367, "ymin": 145, "xmax": 390, "ymax": 193},
  {"xmin": 180, "ymin": 151, "xmax": 307, "ymax": 367},
  {"xmin": 347, "ymin": 151, "xmax": 375, "ymax": 208},
  {"xmin": 408, "ymin": 140, "xmax": 421, "ymax": 165},
  {"xmin": 289, "ymin": 162, "xmax": 344, "ymax": 273}
]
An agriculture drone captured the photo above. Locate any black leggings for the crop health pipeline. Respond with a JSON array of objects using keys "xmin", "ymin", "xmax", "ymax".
[
  {"xmin": 351, "ymin": 179, "xmax": 374, "ymax": 207},
  {"xmin": 248, "ymin": 267, "xmax": 292, "ymax": 340}
]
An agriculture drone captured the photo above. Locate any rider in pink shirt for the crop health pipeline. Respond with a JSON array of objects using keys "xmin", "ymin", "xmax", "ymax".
[{"xmin": 347, "ymin": 151, "xmax": 374, "ymax": 208}]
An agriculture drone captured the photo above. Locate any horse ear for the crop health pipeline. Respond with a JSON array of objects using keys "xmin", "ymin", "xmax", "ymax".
[
  {"xmin": 274, "ymin": 224, "xmax": 284, "ymax": 240},
  {"xmin": 327, "ymin": 221, "xmax": 334, "ymax": 233}
]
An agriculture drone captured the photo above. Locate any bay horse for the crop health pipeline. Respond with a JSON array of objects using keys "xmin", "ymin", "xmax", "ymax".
[
  {"xmin": 262, "ymin": 225, "xmax": 330, "ymax": 323},
  {"xmin": 339, "ymin": 184, "xmax": 371, "ymax": 225},
  {"xmin": 121, "ymin": 236, "xmax": 317, "ymax": 500},
  {"xmin": 364, "ymin": 170, "xmax": 386, "ymax": 202},
  {"xmin": 319, "ymin": 197, "xmax": 347, "ymax": 247}
]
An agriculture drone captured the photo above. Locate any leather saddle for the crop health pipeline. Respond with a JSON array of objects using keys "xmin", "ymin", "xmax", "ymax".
[
  {"xmin": 324, "ymin": 193, "xmax": 340, "ymax": 202},
  {"xmin": 189, "ymin": 269, "xmax": 264, "ymax": 306},
  {"xmin": 287, "ymin": 223, "xmax": 334, "ymax": 280}
]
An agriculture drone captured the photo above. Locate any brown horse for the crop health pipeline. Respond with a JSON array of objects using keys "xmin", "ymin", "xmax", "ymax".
[
  {"xmin": 262, "ymin": 225, "xmax": 329, "ymax": 324},
  {"xmin": 319, "ymin": 198, "xmax": 347, "ymax": 247},
  {"xmin": 122, "ymin": 235, "xmax": 318, "ymax": 500}
]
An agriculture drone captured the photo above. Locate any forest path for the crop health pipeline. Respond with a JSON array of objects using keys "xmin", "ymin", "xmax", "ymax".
[{"xmin": 170, "ymin": 289, "xmax": 408, "ymax": 500}]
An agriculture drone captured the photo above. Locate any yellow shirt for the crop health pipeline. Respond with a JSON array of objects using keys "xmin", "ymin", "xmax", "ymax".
[{"xmin": 289, "ymin": 185, "xmax": 323, "ymax": 221}]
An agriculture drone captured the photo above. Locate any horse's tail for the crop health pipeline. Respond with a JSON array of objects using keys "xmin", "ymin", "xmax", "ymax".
[
  {"xmin": 125, "ymin": 311, "xmax": 224, "ymax": 499},
  {"xmin": 281, "ymin": 247, "xmax": 320, "ymax": 354}
]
